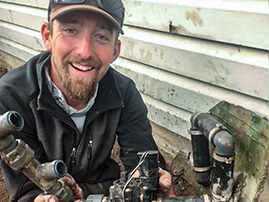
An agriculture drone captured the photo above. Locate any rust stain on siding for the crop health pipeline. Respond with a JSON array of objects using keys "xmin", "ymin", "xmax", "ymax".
[{"xmin": 185, "ymin": 9, "xmax": 204, "ymax": 27}]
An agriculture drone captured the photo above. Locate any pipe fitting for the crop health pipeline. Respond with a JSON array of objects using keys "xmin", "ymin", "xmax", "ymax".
[
  {"xmin": 213, "ymin": 130, "xmax": 235, "ymax": 157},
  {"xmin": 191, "ymin": 113, "xmax": 225, "ymax": 141},
  {"xmin": 37, "ymin": 160, "xmax": 67, "ymax": 181},
  {"xmin": 0, "ymin": 111, "xmax": 73, "ymax": 201},
  {"xmin": 0, "ymin": 111, "xmax": 24, "ymax": 137}
]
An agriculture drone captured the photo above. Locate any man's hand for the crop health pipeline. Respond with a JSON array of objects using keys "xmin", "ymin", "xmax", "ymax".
[
  {"xmin": 34, "ymin": 175, "xmax": 84, "ymax": 202},
  {"xmin": 132, "ymin": 168, "xmax": 175, "ymax": 197},
  {"xmin": 158, "ymin": 168, "xmax": 176, "ymax": 197},
  {"xmin": 34, "ymin": 194, "xmax": 58, "ymax": 202},
  {"xmin": 59, "ymin": 174, "xmax": 84, "ymax": 200}
]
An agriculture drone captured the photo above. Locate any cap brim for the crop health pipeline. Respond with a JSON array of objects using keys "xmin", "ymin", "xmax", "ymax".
[{"xmin": 50, "ymin": 5, "xmax": 123, "ymax": 34}]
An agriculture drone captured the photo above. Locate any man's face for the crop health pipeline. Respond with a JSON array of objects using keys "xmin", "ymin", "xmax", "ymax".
[{"xmin": 43, "ymin": 11, "xmax": 120, "ymax": 106}]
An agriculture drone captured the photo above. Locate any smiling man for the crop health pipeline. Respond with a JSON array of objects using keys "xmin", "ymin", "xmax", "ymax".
[{"xmin": 0, "ymin": 0, "xmax": 174, "ymax": 201}]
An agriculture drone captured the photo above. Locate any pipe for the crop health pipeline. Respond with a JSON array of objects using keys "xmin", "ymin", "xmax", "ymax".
[
  {"xmin": 190, "ymin": 113, "xmax": 211, "ymax": 186},
  {"xmin": 191, "ymin": 112, "xmax": 235, "ymax": 201},
  {"xmin": 189, "ymin": 128, "xmax": 211, "ymax": 186},
  {"xmin": 211, "ymin": 131, "xmax": 235, "ymax": 202},
  {"xmin": 0, "ymin": 111, "xmax": 73, "ymax": 201},
  {"xmin": 211, "ymin": 154, "xmax": 234, "ymax": 202}
]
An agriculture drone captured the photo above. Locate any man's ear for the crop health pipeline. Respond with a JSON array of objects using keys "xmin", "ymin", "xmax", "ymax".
[
  {"xmin": 111, "ymin": 40, "xmax": 121, "ymax": 63},
  {"xmin": 41, "ymin": 22, "xmax": 52, "ymax": 51}
]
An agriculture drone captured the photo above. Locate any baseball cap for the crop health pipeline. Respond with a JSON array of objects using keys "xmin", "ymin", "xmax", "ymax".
[{"xmin": 48, "ymin": 0, "xmax": 125, "ymax": 34}]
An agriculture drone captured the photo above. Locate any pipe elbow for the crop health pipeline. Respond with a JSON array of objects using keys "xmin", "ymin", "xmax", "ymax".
[
  {"xmin": 213, "ymin": 130, "xmax": 235, "ymax": 157},
  {"xmin": 190, "ymin": 112, "xmax": 201, "ymax": 129}
]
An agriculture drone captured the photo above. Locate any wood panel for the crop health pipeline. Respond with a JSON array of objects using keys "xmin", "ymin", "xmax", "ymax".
[
  {"xmin": 123, "ymin": 0, "xmax": 269, "ymax": 50},
  {"xmin": 113, "ymin": 57, "xmax": 268, "ymax": 118},
  {"xmin": 120, "ymin": 26, "xmax": 269, "ymax": 100},
  {"xmin": 0, "ymin": 37, "xmax": 40, "ymax": 61},
  {"xmin": 0, "ymin": 2, "xmax": 46, "ymax": 31},
  {"xmin": 142, "ymin": 93, "xmax": 192, "ymax": 139},
  {"xmin": 0, "ymin": 21, "xmax": 44, "ymax": 51},
  {"xmin": 0, "ymin": 0, "xmax": 48, "ymax": 8}
]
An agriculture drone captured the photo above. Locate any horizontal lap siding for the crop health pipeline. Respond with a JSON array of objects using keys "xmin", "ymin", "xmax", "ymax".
[
  {"xmin": 0, "ymin": 0, "xmax": 268, "ymax": 137},
  {"xmin": 114, "ymin": 0, "xmax": 268, "ymax": 137},
  {"xmin": 0, "ymin": 1, "xmax": 46, "ymax": 61},
  {"xmin": 124, "ymin": 0, "xmax": 269, "ymax": 50}
]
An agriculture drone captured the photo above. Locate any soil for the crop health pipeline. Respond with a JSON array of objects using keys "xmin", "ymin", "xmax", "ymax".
[
  {"xmin": 0, "ymin": 61, "xmax": 8, "ymax": 78},
  {"xmin": 0, "ymin": 168, "xmax": 9, "ymax": 202}
]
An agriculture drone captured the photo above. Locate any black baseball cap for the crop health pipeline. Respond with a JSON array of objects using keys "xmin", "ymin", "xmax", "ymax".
[{"xmin": 48, "ymin": 0, "xmax": 125, "ymax": 34}]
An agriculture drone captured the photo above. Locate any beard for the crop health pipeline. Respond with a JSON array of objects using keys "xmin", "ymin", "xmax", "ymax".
[{"xmin": 52, "ymin": 55, "xmax": 102, "ymax": 104}]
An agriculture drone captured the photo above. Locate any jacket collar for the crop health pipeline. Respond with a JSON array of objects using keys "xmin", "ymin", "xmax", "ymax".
[{"xmin": 36, "ymin": 52, "xmax": 124, "ymax": 124}]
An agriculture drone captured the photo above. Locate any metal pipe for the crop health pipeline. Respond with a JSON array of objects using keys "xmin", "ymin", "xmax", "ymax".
[{"xmin": 0, "ymin": 111, "xmax": 73, "ymax": 201}]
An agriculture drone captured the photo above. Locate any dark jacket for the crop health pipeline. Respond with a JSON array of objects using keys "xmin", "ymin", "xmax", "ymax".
[{"xmin": 0, "ymin": 52, "xmax": 163, "ymax": 201}]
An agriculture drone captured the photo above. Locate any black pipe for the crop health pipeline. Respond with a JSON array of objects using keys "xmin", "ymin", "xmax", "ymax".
[
  {"xmin": 191, "ymin": 113, "xmax": 229, "ymax": 142},
  {"xmin": 190, "ymin": 129, "xmax": 210, "ymax": 186},
  {"xmin": 191, "ymin": 112, "xmax": 235, "ymax": 201},
  {"xmin": 211, "ymin": 152, "xmax": 234, "ymax": 201}
]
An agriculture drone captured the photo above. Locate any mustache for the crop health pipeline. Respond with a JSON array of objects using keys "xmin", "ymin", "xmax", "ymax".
[{"xmin": 63, "ymin": 56, "xmax": 102, "ymax": 68}]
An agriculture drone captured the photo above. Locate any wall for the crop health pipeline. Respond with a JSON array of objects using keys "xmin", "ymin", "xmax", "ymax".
[{"xmin": 1, "ymin": 0, "xmax": 268, "ymax": 136}]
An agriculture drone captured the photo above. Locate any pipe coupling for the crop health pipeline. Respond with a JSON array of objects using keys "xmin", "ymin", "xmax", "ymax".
[
  {"xmin": 1, "ymin": 139, "xmax": 34, "ymax": 170},
  {"xmin": 213, "ymin": 152, "xmax": 235, "ymax": 164}
]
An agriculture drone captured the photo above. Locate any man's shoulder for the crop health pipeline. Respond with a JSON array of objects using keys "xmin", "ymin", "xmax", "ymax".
[
  {"xmin": 109, "ymin": 67, "xmax": 135, "ymax": 87},
  {"xmin": 0, "ymin": 52, "xmax": 48, "ymax": 101}
]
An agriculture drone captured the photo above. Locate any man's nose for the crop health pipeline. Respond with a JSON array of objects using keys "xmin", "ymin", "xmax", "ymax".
[{"xmin": 77, "ymin": 36, "xmax": 93, "ymax": 59}]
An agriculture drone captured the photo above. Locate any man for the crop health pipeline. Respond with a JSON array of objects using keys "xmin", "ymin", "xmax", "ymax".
[{"xmin": 0, "ymin": 0, "xmax": 174, "ymax": 201}]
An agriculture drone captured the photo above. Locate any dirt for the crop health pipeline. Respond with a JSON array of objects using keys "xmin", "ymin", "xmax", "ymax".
[
  {"xmin": 0, "ymin": 62, "xmax": 8, "ymax": 78},
  {"xmin": 0, "ymin": 168, "xmax": 9, "ymax": 202}
]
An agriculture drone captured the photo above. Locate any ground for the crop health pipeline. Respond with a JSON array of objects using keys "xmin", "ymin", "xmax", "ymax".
[{"xmin": 0, "ymin": 169, "xmax": 9, "ymax": 201}]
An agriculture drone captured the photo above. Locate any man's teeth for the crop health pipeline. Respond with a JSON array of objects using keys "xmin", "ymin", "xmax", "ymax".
[{"xmin": 72, "ymin": 63, "xmax": 93, "ymax": 71}]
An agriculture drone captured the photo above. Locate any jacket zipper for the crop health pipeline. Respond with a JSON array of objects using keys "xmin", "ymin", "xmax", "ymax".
[
  {"xmin": 70, "ymin": 147, "xmax": 77, "ymax": 172},
  {"xmin": 88, "ymin": 140, "xmax": 93, "ymax": 160}
]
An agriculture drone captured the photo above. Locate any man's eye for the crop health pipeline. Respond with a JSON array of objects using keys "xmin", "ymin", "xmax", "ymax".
[
  {"xmin": 64, "ymin": 28, "xmax": 77, "ymax": 34},
  {"xmin": 96, "ymin": 34, "xmax": 109, "ymax": 41}
]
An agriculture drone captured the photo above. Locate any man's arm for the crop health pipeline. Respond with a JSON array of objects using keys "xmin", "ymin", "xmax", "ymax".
[
  {"xmin": 116, "ymin": 80, "xmax": 174, "ymax": 196},
  {"xmin": 0, "ymin": 75, "xmax": 46, "ymax": 201},
  {"xmin": 116, "ymin": 80, "xmax": 165, "ymax": 171}
]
